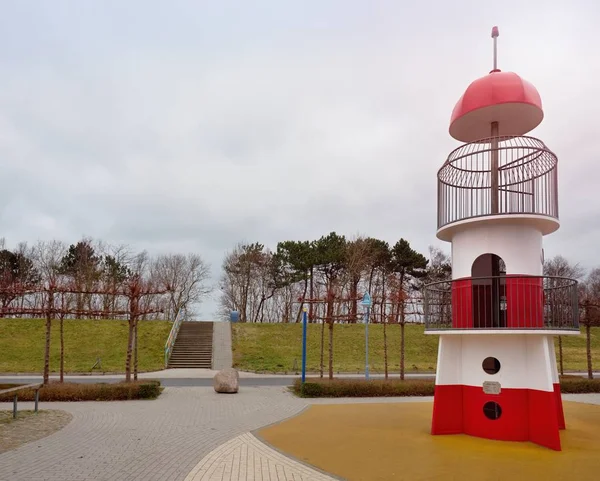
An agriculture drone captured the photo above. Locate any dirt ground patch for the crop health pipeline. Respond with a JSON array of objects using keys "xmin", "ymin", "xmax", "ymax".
[{"xmin": 0, "ymin": 410, "xmax": 72, "ymax": 453}]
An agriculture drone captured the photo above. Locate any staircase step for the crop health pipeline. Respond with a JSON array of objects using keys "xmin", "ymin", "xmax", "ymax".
[
  {"xmin": 167, "ymin": 365, "xmax": 212, "ymax": 369},
  {"xmin": 170, "ymin": 357, "xmax": 211, "ymax": 360},
  {"xmin": 172, "ymin": 348, "xmax": 212, "ymax": 354},
  {"xmin": 167, "ymin": 321, "xmax": 214, "ymax": 370},
  {"xmin": 167, "ymin": 363, "xmax": 212, "ymax": 366},
  {"xmin": 171, "ymin": 352, "xmax": 212, "ymax": 359}
]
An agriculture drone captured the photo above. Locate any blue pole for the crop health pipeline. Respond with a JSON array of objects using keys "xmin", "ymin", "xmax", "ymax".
[
  {"xmin": 365, "ymin": 306, "xmax": 370, "ymax": 380},
  {"xmin": 301, "ymin": 307, "xmax": 308, "ymax": 383}
]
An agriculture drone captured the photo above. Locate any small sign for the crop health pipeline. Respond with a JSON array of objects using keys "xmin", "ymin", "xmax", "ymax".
[
  {"xmin": 483, "ymin": 381, "xmax": 501, "ymax": 395},
  {"xmin": 361, "ymin": 292, "xmax": 372, "ymax": 308}
]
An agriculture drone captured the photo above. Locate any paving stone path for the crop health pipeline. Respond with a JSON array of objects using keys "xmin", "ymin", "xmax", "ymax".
[
  {"xmin": 0, "ymin": 387, "xmax": 305, "ymax": 481},
  {"xmin": 183, "ymin": 433, "xmax": 336, "ymax": 481},
  {"xmin": 1, "ymin": 388, "xmax": 598, "ymax": 481},
  {"xmin": 212, "ymin": 321, "xmax": 233, "ymax": 371}
]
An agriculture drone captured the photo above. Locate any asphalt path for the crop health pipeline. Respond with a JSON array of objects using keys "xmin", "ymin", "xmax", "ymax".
[
  {"xmin": 2, "ymin": 372, "xmax": 597, "ymax": 387},
  {"xmin": 0, "ymin": 373, "xmax": 437, "ymax": 387}
]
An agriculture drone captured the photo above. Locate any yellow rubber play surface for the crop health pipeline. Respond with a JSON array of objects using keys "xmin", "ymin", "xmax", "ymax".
[{"xmin": 259, "ymin": 401, "xmax": 600, "ymax": 481}]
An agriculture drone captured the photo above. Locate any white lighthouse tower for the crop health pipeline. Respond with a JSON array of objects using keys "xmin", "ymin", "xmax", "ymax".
[{"xmin": 424, "ymin": 27, "xmax": 579, "ymax": 451}]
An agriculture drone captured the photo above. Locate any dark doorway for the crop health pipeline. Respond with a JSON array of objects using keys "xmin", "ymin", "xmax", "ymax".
[{"xmin": 471, "ymin": 254, "xmax": 506, "ymax": 328}]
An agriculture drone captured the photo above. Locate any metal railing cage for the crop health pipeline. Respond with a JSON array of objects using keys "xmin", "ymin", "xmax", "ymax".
[
  {"xmin": 423, "ymin": 275, "xmax": 579, "ymax": 331},
  {"xmin": 438, "ymin": 136, "xmax": 558, "ymax": 229}
]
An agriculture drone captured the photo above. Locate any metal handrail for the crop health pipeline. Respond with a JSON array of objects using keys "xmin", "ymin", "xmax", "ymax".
[
  {"xmin": 423, "ymin": 275, "xmax": 579, "ymax": 331},
  {"xmin": 0, "ymin": 383, "xmax": 42, "ymax": 418},
  {"xmin": 164, "ymin": 309, "xmax": 183, "ymax": 368}
]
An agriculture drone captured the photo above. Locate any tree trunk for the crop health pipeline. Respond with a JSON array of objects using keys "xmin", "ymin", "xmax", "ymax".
[
  {"xmin": 326, "ymin": 288, "xmax": 335, "ymax": 379},
  {"xmin": 383, "ymin": 317, "xmax": 388, "ymax": 380},
  {"xmin": 381, "ymin": 273, "xmax": 388, "ymax": 379},
  {"xmin": 368, "ymin": 267, "xmax": 375, "ymax": 295},
  {"xmin": 558, "ymin": 336, "xmax": 564, "ymax": 376},
  {"xmin": 350, "ymin": 277, "xmax": 358, "ymax": 322},
  {"xmin": 400, "ymin": 301, "xmax": 405, "ymax": 381},
  {"xmin": 44, "ymin": 315, "xmax": 52, "ymax": 385},
  {"xmin": 586, "ymin": 323, "xmax": 593, "ymax": 380},
  {"xmin": 76, "ymin": 283, "xmax": 84, "ymax": 318},
  {"xmin": 296, "ymin": 278, "xmax": 308, "ymax": 323},
  {"xmin": 328, "ymin": 321, "xmax": 334, "ymax": 380},
  {"xmin": 400, "ymin": 322, "xmax": 406, "ymax": 380},
  {"xmin": 133, "ymin": 321, "xmax": 139, "ymax": 381},
  {"xmin": 309, "ymin": 267, "xmax": 314, "ymax": 322},
  {"xmin": 43, "ymin": 290, "xmax": 54, "ymax": 386},
  {"xmin": 60, "ymin": 316, "xmax": 65, "ymax": 383},
  {"xmin": 241, "ymin": 276, "xmax": 249, "ymax": 323},
  {"xmin": 125, "ymin": 320, "xmax": 134, "ymax": 382},
  {"xmin": 318, "ymin": 316, "xmax": 325, "ymax": 378}
]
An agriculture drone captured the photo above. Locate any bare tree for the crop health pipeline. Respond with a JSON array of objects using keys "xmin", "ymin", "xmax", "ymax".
[
  {"xmin": 152, "ymin": 253, "xmax": 211, "ymax": 320},
  {"xmin": 219, "ymin": 243, "xmax": 272, "ymax": 323},
  {"xmin": 344, "ymin": 237, "xmax": 371, "ymax": 322},
  {"xmin": 98, "ymin": 243, "xmax": 132, "ymax": 318},
  {"xmin": 544, "ymin": 255, "xmax": 585, "ymax": 375},
  {"xmin": 580, "ymin": 268, "xmax": 600, "ymax": 379},
  {"xmin": 57, "ymin": 291, "xmax": 74, "ymax": 383},
  {"xmin": 58, "ymin": 237, "xmax": 101, "ymax": 316},
  {"xmin": 33, "ymin": 240, "xmax": 66, "ymax": 385}
]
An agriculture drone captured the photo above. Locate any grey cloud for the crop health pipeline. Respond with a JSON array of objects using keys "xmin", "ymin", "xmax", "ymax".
[{"xmin": 1, "ymin": 0, "xmax": 599, "ymax": 316}]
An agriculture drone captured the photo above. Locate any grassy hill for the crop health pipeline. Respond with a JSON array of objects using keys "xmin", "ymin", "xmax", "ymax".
[
  {"xmin": 232, "ymin": 323, "xmax": 600, "ymax": 374},
  {"xmin": 0, "ymin": 318, "xmax": 171, "ymax": 374}
]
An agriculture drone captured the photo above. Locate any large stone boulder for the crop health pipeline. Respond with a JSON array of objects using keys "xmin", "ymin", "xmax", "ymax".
[{"xmin": 213, "ymin": 368, "xmax": 239, "ymax": 393}]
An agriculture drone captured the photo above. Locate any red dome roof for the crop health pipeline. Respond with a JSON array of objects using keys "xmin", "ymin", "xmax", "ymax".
[{"xmin": 449, "ymin": 71, "xmax": 544, "ymax": 142}]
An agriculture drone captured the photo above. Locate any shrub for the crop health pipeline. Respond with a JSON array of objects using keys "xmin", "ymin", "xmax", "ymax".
[
  {"xmin": 0, "ymin": 380, "xmax": 162, "ymax": 402},
  {"xmin": 293, "ymin": 376, "xmax": 600, "ymax": 397},
  {"xmin": 293, "ymin": 378, "xmax": 435, "ymax": 398},
  {"xmin": 559, "ymin": 376, "xmax": 600, "ymax": 394}
]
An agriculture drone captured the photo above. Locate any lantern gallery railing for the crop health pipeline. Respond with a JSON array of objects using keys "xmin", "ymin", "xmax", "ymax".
[
  {"xmin": 437, "ymin": 136, "xmax": 558, "ymax": 229},
  {"xmin": 423, "ymin": 275, "xmax": 579, "ymax": 331}
]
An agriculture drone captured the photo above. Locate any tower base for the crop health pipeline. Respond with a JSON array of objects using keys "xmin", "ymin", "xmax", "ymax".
[
  {"xmin": 432, "ymin": 384, "xmax": 564, "ymax": 450},
  {"xmin": 429, "ymin": 332, "xmax": 571, "ymax": 451}
]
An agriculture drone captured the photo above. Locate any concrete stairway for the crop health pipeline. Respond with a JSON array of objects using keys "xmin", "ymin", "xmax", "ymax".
[{"xmin": 167, "ymin": 321, "xmax": 213, "ymax": 369}]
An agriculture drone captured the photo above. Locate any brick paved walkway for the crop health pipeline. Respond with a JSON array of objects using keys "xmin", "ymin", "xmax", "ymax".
[
  {"xmin": 0, "ymin": 387, "xmax": 305, "ymax": 481},
  {"xmin": 1, "ymin": 388, "xmax": 598, "ymax": 481},
  {"xmin": 212, "ymin": 321, "xmax": 233, "ymax": 370},
  {"xmin": 184, "ymin": 433, "xmax": 336, "ymax": 481}
]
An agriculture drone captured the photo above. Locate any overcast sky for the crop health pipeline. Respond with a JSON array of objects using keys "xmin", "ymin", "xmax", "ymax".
[{"xmin": 1, "ymin": 1, "xmax": 599, "ymax": 318}]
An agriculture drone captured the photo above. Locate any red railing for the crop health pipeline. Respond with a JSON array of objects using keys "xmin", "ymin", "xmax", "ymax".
[{"xmin": 424, "ymin": 275, "xmax": 578, "ymax": 330}]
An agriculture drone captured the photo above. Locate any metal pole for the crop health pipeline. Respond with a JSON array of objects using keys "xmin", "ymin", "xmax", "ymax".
[
  {"xmin": 491, "ymin": 26, "xmax": 499, "ymax": 71},
  {"xmin": 491, "ymin": 26, "xmax": 500, "ymax": 215},
  {"xmin": 13, "ymin": 394, "xmax": 17, "ymax": 419},
  {"xmin": 35, "ymin": 389, "xmax": 39, "ymax": 413},
  {"xmin": 301, "ymin": 307, "xmax": 308, "ymax": 383},
  {"xmin": 365, "ymin": 306, "xmax": 370, "ymax": 380},
  {"xmin": 491, "ymin": 121, "xmax": 499, "ymax": 214}
]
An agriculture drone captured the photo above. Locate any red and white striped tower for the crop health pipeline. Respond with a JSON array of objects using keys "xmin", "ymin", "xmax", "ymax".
[{"xmin": 424, "ymin": 27, "xmax": 580, "ymax": 451}]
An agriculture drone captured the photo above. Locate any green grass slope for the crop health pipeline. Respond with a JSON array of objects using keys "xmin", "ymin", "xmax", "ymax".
[
  {"xmin": 232, "ymin": 323, "xmax": 600, "ymax": 374},
  {"xmin": 0, "ymin": 319, "xmax": 172, "ymax": 373}
]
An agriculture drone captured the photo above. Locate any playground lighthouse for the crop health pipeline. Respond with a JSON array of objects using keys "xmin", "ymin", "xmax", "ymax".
[{"xmin": 423, "ymin": 27, "xmax": 580, "ymax": 451}]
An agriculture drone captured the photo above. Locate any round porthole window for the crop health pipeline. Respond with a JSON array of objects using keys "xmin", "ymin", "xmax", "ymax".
[
  {"xmin": 483, "ymin": 401, "xmax": 502, "ymax": 420},
  {"xmin": 482, "ymin": 357, "xmax": 501, "ymax": 375}
]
